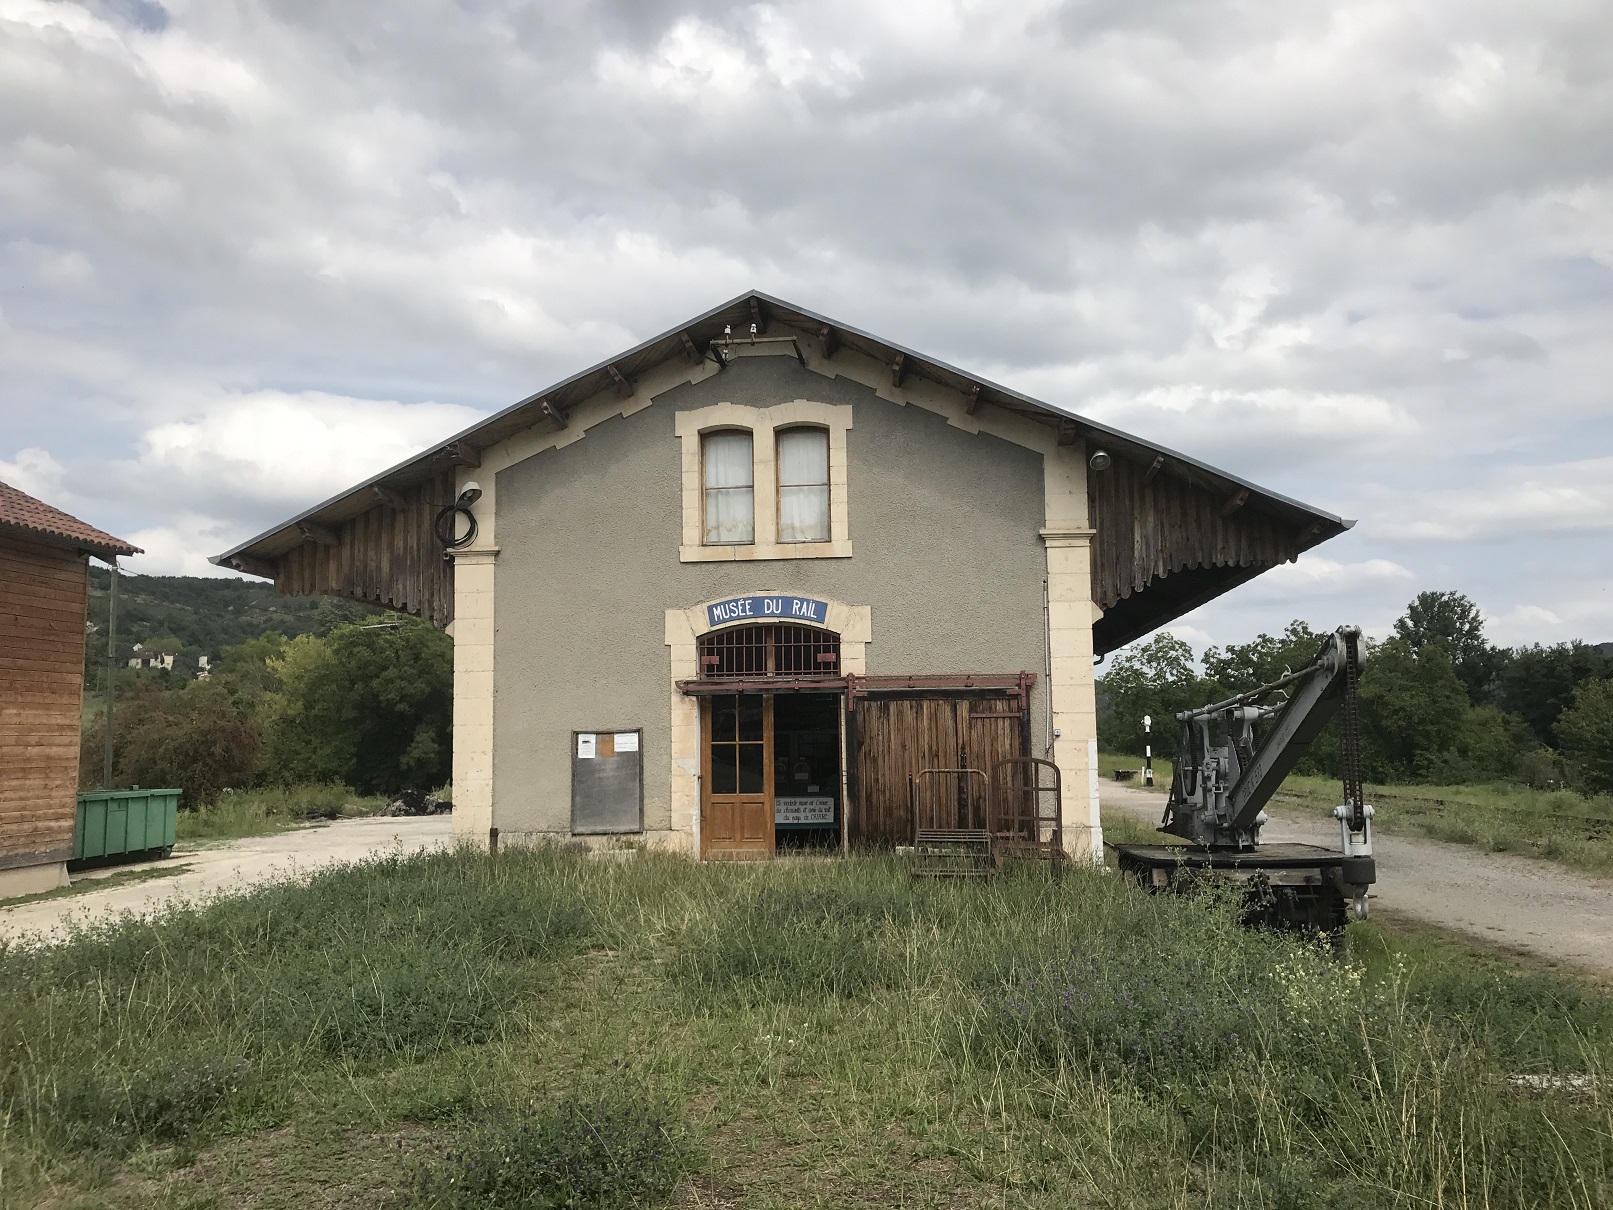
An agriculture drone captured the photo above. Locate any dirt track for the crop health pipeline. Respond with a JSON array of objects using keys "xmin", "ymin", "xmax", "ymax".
[
  {"xmin": 1102, "ymin": 781, "xmax": 1613, "ymax": 973},
  {"xmin": 0, "ymin": 815, "xmax": 453, "ymax": 944}
]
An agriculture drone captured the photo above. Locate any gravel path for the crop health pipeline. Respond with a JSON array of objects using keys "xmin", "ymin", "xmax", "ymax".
[
  {"xmin": 1102, "ymin": 782, "xmax": 1613, "ymax": 972},
  {"xmin": 0, "ymin": 815, "xmax": 453, "ymax": 945}
]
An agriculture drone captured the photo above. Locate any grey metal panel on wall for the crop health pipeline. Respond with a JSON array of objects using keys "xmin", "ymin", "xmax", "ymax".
[
  {"xmin": 491, "ymin": 355, "xmax": 1049, "ymax": 836},
  {"xmin": 571, "ymin": 731, "xmax": 643, "ymax": 834}
]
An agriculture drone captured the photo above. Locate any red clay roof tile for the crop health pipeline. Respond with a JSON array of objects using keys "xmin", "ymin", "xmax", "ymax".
[{"xmin": 0, "ymin": 480, "xmax": 141, "ymax": 559}]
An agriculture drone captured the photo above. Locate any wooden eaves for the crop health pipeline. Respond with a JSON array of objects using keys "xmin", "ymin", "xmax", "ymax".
[{"xmin": 211, "ymin": 290, "xmax": 1353, "ymax": 650}]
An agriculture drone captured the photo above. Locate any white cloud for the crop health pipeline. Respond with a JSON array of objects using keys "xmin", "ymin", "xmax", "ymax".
[
  {"xmin": 1, "ymin": 0, "xmax": 1611, "ymax": 648},
  {"xmin": 1368, "ymin": 458, "xmax": 1613, "ymax": 541},
  {"xmin": 0, "ymin": 446, "xmax": 70, "ymax": 503},
  {"xmin": 1234, "ymin": 555, "xmax": 1416, "ymax": 602},
  {"xmin": 125, "ymin": 391, "xmax": 483, "ymax": 517}
]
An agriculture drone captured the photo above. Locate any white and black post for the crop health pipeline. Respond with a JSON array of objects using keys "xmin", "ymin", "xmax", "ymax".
[{"xmin": 1143, "ymin": 714, "xmax": 1153, "ymax": 787}]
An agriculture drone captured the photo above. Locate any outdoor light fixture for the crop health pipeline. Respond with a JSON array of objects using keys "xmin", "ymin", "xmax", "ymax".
[
  {"xmin": 1089, "ymin": 449, "xmax": 1112, "ymax": 472},
  {"xmin": 458, "ymin": 481, "xmax": 483, "ymax": 506}
]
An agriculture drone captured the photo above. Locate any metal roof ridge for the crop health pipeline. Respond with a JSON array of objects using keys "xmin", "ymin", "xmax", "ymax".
[{"xmin": 214, "ymin": 289, "xmax": 1349, "ymax": 565}]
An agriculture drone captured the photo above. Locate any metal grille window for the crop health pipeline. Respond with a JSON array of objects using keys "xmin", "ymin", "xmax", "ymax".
[
  {"xmin": 703, "ymin": 430, "xmax": 754, "ymax": 545},
  {"xmin": 777, "ymin": 427, "xmax": 830, "ymax": 543},
  {"xmin": 698, "ymin": 624, "xmax": 840, "ymax": 679}
]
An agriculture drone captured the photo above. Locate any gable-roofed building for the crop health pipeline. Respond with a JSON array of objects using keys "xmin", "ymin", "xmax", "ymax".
[
  {"xmin": 1, "ymin": 481, "xmax": 140, "ymax": 897},
  {"xmin": 215, "ymin": 292, "xmax": 1349, "ymax": 859}
]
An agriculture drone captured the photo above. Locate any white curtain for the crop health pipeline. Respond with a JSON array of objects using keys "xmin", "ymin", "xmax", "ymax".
[
  {"xmin": 703, "ymin": 430, "xmax": 754, "ymax": 544},
  {"xmin": 777, "ymin": 428, "xmax": 829, "ymax": 543}
]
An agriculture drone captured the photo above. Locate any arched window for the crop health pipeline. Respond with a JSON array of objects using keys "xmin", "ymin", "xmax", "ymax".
[
  {"xmin": 698, "ymin": 624, "xmax": 840, "ymax": 679},
  {"xmin": 777, "ymin": 427, "xmax": 830, "ymax": 543},
  {"xmin": 702, "ymin": 430, "xmax": 754, "ymax": 545}
]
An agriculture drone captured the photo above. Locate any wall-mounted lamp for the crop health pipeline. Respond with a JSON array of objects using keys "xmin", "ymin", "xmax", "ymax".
[
  {"xmin": 1089, "ymin": 450, "xmax": 1112, "ymax": 472},
  {"xmin": 458, "ymin": 481, "xmax": 483, "ymax": 506}
]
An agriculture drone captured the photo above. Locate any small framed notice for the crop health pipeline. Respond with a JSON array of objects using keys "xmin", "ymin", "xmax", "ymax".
[
  {"xmin": 775, "ymin": 796, "xmax": 835, "ymax": 826},
  {"xmin": 572, "ymin": 728, "xmax": 643, "ymax": 834}
]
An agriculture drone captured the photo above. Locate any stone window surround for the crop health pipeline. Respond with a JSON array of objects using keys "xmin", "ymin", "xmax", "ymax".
[{"xmin": 675, "ymin": 400, "xmax": 853, "ymax": 562}]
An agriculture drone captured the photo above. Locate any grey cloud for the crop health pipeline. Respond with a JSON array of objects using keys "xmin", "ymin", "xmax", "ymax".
[{"xmin": 1, "ymin": 0, "xmax": 1610, "ymax": 643}]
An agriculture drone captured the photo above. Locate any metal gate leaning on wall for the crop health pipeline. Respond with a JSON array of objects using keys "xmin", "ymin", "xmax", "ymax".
[{"xmin": 848, "ymin": 676, "xmax": 1033, "ymax": 846}]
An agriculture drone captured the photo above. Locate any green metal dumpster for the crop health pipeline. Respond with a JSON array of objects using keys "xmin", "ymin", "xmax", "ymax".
[{"xmin": 74, "ymin": 788, "xmax": 180, "ymax": 863}]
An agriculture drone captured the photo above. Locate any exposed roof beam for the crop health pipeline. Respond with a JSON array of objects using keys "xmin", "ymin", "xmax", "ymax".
[
  {"xmin": 225, "ymin": 554, "xmax": 276, "ymax": 579},
  {"xmin": 750, "ymin": 297, "xmax": 766, "ymax": 334},
  {"xmin": 818, "ymin": 325, "xmax": 838, "ymax": 360},
  {"xmin": 537, "ymin": 398, "xmax": 568, "ymax": 428},
  {"xmin": 1142, "ymin": 455, "xmax": 1164, "ymax": 486},
  {"xmin": 679, "ymin": 331, "xmax": 701, "ymax": 364},
  {"xmin": 1057, "ymin": 418, "xmax": 1079, "ymax": 446},
  {"xmin": 890, "ymin": 352, "xmax": 906, "ymax": 388},
  {"xmin": 964, "ymin": 383, "xmax": 983, "ymax": 415},
  {"xmin": 298, "ymin": 521, "xmax": 341, "ymax": 547},
  {"xmin": 372, "ymin": 486, "xmax": 409, "ymax": 511},
  {"xmin": 447, "ymin": 441, "xmax": 481, "ymax": 468},
  {"xmin": 606, "ymin": 363, "xmax": 633, "ymax": 398},
  {"xmin": 1220, "ymin": 488, "xmax": 1250, "ymax": 518}
]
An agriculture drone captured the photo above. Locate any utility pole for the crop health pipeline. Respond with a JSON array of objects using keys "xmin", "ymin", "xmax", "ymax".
[
  {"xmin": 103, "ymin": 558, "xmax": 118, "ymax": 789},
  {"xmin": 1143, "ymin": 714, "xmax": 1153, "ymax": 787}
]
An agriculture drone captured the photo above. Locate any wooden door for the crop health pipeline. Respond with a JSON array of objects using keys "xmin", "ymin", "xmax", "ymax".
[
  {"xmin": 701, "ymin": 693, "xmax": 774, "ymax": 858},
  {"xmin": 851, "ymin": 694, "xmax": 1026, "ymax": 846}
]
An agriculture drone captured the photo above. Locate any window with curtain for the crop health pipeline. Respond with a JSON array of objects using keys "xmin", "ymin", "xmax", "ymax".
[
  {"xmin": 702, "ymin": 430, "xmax": 754, "ymax": 544},
  {"xmin": 777, "ymin": 427, "xmax": 830, "ymax": 543}
]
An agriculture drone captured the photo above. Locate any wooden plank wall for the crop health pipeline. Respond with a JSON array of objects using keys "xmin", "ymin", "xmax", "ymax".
[
  {"xmin": 1089, "ymin": 457, "xmax": 1300, "ymax": 612},
  {"xmin": 0, "ymin": 537, "xmax": 88, "ymax": 869},
  {"xmin": 274, "ymin": 471, "xmax": 456, "ymax": 627},
  {"xmin": 851, "ymin": 695, "xmax": 1023, "ymax": 845}
]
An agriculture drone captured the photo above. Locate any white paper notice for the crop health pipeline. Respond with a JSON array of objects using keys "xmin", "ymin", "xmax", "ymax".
[
  {"xmin": 775, "ymin": 796, "xmax": 834, "ymax": 825},
  {"xmin": 614, "ymin": 732, "xmax": 639, "ymax": 753},
  {"xmin": 577, "ymin": 734, "xmax": 597, "ymax": 759}
]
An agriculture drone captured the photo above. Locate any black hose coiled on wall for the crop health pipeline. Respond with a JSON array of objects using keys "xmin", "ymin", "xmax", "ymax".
[{"xmin": 433, "ymin": 504, "xmax": 478, "ymax": 549}]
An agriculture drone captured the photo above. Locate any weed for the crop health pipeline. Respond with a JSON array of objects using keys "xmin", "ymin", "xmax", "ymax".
[{"xmin": 404, "ymin": 1082, "xmax": 690, "ymax": 1209}]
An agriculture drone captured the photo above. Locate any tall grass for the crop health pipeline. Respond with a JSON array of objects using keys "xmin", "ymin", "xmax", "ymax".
[
  {"xmin": 1276, "ymin": 775, "xmax": 1613, "ymax": 875},
  {"xmin": 177, "ymin": 783, "xmax": 387, "ymax": 841},
  {"xmin": 1, "ymin": 848, "xmax": 1609, "ymax": 1207}
]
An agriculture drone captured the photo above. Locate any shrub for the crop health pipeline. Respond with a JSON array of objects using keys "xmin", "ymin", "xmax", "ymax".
[
  {"xmin": 79, "ymin": 681, "xmax": 261, "ymax": 805},
  {"xmin": 405, "ymin": 1085, "xmax": 690, "ymax": 1209}
]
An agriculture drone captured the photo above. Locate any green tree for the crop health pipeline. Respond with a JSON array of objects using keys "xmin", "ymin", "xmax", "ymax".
[
  {"xmin": 1357, "ymin": 638, "xmax": 1472, "ymax": 782},
  {"xmin": 1201, "ymin": 620, "xmax": 1327, "ymax": 696},
  {"xmin": 1557, "ymin": 679, "xmax": 1613, "ymax": 794},
  {"xmin": 263, "ymin": 617, "xmax": 453, "ymax": 795},
  {"xmin": 1497, "ymin": 642, "xmax": 1611, "ymax": 749},
  {"xmin": 1097, "ymin": 632, "xmax": 1205, "ymax": 758},
  {"xmin": 215, "ymin": 632, "xmax": 289, "ymax": 698},
  {"xmin": 1392, "ymin": 591, "xmax": 1501, "ymax": 703}
]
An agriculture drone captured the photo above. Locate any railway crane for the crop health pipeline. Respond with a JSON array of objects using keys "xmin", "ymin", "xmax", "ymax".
[{"xmin": 1111, "ymin": 626, "xmax": 1376, "ymax": 931}]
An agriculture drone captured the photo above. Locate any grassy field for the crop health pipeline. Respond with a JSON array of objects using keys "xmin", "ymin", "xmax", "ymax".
[
  {"xmin": 2, "ymin": 847, "xmax": 1610, "ymax": 1209},
  {"xmin": 176, "ymin": 785, "xmax": 389, "ymax": 843},
  {"xmin": 1274, "ymin": 776, "xmax": 1613, "ymax": 877},
  {"xmin": 1101, "ymin": 752, "xmax": 1613, "ymax": 878}
]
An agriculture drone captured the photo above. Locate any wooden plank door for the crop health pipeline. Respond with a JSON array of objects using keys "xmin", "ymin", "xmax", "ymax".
[
  {"xmin": 701, "ymin": 693, "xmax": 774, "ymax": 859},
  {"xmin": 851, "ymin": 694, "xmax": 1028, "ymax": 846},
  {"xmin": 850, "ymin": 697, "xmax": 962, "ymax": 846}
]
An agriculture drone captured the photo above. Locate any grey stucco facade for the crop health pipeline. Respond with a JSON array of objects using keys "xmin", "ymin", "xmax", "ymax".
[{"xmin": 490, "ymin": 356, "xmax": 1050, "ymax": 836}]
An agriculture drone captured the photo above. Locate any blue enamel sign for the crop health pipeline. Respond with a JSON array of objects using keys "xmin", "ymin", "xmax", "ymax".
[{"xmin": 706, "ymin": 595, "xmax": 829, "ymax": 628}]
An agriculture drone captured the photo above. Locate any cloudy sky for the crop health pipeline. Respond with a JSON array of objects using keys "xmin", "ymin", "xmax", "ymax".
[{"xmin": 3, "ymin": 0, "xmax": 1610, "ymax": 655}]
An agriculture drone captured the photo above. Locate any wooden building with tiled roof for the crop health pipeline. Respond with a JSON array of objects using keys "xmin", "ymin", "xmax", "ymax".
[{"xmin": 0, "ymin": 480, "xmax": 139, "ymax": 898}]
